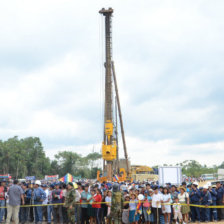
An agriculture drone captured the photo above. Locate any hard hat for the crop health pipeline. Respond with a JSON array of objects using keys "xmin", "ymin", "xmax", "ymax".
[
  {"xmin": 207, "ymin": 182, "xmax": 211, "ymax": 187},
  {"xmin": 112, "ymin": 183, "xmax": 119, "ymax": 192},
  {"xmin": 138, "ymin": 194, "xmax": 144, "ymax": 201},
  {"xmin": 203, "ymin": 185, "xmax": 208, "ymax": 189},
  {"xmin": 35, "ymin": 180, "xmax": 41, "ymax": 186},
  {"xmin": 193, "ymin": 182, "xmax": 198, "ymax": 186}
]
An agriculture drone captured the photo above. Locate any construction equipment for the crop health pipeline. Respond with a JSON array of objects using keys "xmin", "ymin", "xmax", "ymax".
[
  {"xmin": 98, "ymin": 8, "xmax": 130, "ymax": 182},
  {"xmin": 131, "ymin": 165, "xmax": 158, "ymax": 181}
]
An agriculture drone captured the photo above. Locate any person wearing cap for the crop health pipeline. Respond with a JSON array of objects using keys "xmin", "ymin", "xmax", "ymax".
[
  {"xmin": 216, "ymin": 181, "xmax": 224, "ymax": 221},
  {"xmin": 128, "ymin": 193, "xmax": 138, "ymax": 224},
  {"xmin": 47, "ymin": 184, "xmax": 54, "ymax": 224},
  {"xmin": 20, "ymin": 183, "xmax": 32, "ymax": 224},
  {"xmin": 201, "ymin": 185, "xmax": 212, "ymax": 222},
  {"xmin": 189, "ymin": 182, "xmax": 201, "ymax": 222},
  {"xmin": 109, "ymin": 184, "xmax": 123, "ymax": 224},
  {"xmin": 178, "ymin": 186, "xmax": 190, "ymax": 224},
  {"xmin": 42, "ymin": 184, "xmax": 49, "ymax": 224},
  {"xmin": 52, "ymin": 183, "xmax": 63, "ymax": 224},
  {"xmin": 209, "ymin": 185, "xmax": 218, "ymax": 221},
  {"xmin": 81, "ymin": 184, "xmax": 90, "ymax": 224},
  {"xmin": 33, "ymin": 180, "xmax": 46, "ymax": 224},
  {"xmin": 65, "ymin": 182, "xmax": 77, "ymax": 223},
  {"xmin": 6, "ymin": 180, "xmax": 24, "ymax": 224},
  {"xmin": 151, "ymin": 186, "xmax": 163, "ymax": 224},
  {"xmin": 123, "ymin": 190, "xmax": 128, "ymax": 198},
  {"xmin": 122, "ymin": 195, "xmax": 130, "ymax": 224}
]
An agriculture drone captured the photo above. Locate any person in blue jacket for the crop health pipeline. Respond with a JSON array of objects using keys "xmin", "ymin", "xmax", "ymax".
[
  {"xmin": 201, "ymin": 185, "xmax": 212, "ymax": 222},
  {"xmin": 210, "ymin": 185, "xmax": 218, "ymax": 221},
  {"xmin": 20, "ymin": 183, "xmax": 32, "ymax": 224},
  {"xmin": 33, "ymin": 180, "xmax": 46, "ymax": 224},
  {"xmin": 216, "ymin": 182, "xmax": 224, "ymax": 221},
  {"xmin": 189, "ymin": 182, "xmax": 201, "ymax": 222}
]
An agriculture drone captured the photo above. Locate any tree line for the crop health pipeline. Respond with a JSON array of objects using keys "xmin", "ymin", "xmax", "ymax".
[
  {"xmin": 0, "ymin": 136, "xmax": 223, "ymax": 180},
  {"xmin": 0, "ymin": 137, "xmax": 101, "ymax": 179}
]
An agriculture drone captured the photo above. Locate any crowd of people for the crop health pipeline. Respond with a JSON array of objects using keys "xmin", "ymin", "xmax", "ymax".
[{"xmin": 0, "ymin": 179, "xmax": 224, "ymax": 224}]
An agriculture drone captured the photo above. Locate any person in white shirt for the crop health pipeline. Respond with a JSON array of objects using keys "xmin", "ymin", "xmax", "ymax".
[
  {"xmin": 105, "ymin": 191, "xmax": 112, "ymax": 216},
  {"xmin": 42, "ymin": 185, "xmax": 49, "ymax": 222},
  {"xmin": 151, "ymin": 186, "xmax": 163, "ymax": 223},
  {"xmin": 162, "ymin": 187, "xmax": 171, "ymax": 224},
  {"xmin": 173, "ymin": 197, "xmax": 183, "ymax": 224}
]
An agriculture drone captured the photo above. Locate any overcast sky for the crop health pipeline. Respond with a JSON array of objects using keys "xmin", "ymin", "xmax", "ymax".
[{"xmin": 0, "ymin": 0, "xmax": 224, "ymax": 166}]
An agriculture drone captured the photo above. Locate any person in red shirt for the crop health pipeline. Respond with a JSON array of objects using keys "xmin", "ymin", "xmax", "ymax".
[
  {"xmin": 0, "ymin": 180, "xmax": 6, "ymax": 223},
  {"xmin": 92, "ymin": 189, "xmax": 102, "ymax": 224}
]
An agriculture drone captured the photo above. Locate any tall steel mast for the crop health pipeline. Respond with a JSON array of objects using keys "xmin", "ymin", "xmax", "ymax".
[{"xmin": 99, "ymin": 8, "xmax": 130, "ymax": 181}]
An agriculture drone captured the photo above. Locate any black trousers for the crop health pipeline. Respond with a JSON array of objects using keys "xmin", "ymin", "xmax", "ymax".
[
  {"xmin": 217, "ymin": 200, "xmax": 224, "ymax": 220},
  {"xmin": 81, "ymin": 207, "xmax": 89, "ymax": 224},
  {"xmin": 42, "ymin": 206, "xmax": 47, "ymax": 221},
  {"xmin": 152, "ymin": 207, "xmax": 162, "ymax": 224},
  {"xmin": 62, "ymin": 206, "xmax": 68, "ymax": 224},
  {"xmin": 53, "ymin": 205, "xmax": 63, "ymax": 224}
]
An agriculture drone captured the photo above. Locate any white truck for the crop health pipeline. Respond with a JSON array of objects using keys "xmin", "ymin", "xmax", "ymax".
[{"xmin": 159, "ymin": 166, "xmax": 182, "ymax": 186}]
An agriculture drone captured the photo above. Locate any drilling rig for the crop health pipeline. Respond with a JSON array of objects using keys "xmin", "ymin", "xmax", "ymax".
[{"xmin": 98, "ymin": 8, "xmax": 131, "ymax": 182}]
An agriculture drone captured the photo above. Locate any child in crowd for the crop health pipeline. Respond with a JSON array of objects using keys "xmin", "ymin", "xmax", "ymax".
[
  {"xmin": 129, "ymin": 193, "xmax": 138, "ymax": 224},
  {"xmin": 173, "ymin": 197, "xmax": 183, "ymax": 224},
  {"xmin": 143, "ymin": 191, "xmax": 151, "ymax": 224},
  {"xmin": 122, "ymin": 195, "xmax": 130, "ymax": 224}
]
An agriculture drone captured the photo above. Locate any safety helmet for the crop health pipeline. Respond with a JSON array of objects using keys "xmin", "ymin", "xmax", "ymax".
[{"xmin": 35, "ymin": 180, "xmax": 41, "ymax": 186}]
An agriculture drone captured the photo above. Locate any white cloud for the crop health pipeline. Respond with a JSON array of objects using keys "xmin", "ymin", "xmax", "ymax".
[
  {"xmin": 0, "ymin": 0, "xmax": 224, "ymax": 167},
  {"xmin": 126, "ymin": 136, "xmax": 224, "ymax": 166}
]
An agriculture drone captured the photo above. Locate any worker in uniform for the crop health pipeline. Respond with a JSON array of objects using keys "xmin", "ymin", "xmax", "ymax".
[
  {"xmin": 201, "ymin": 185, "xmax": 212, "ymax": 222},
  {"xmin": 65, "ymin": 182, "xmax": 76, "ymax": 223},
  {"xmin": 33, "ymin": 180, "xmax": 46, "ymax": 224},
  {"xmin": 210, "ymin": 185, "xmax": 218, "ymax": 222},
  {"xmin": 108, "ymin": 183, "xmax": 123, "ymax": 224},
  {"xmin": 216, "ymin": 182, "xmax": 224, "ymax": 221},
  {"xmin": 189, "ymin": 182, "xmax": 201, "ymax": 222}
]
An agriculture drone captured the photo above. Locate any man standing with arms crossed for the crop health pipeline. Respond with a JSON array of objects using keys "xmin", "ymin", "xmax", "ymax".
[{"xmin": 6, "ymin": 180, "xmax": 24, "ymax": 224}]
